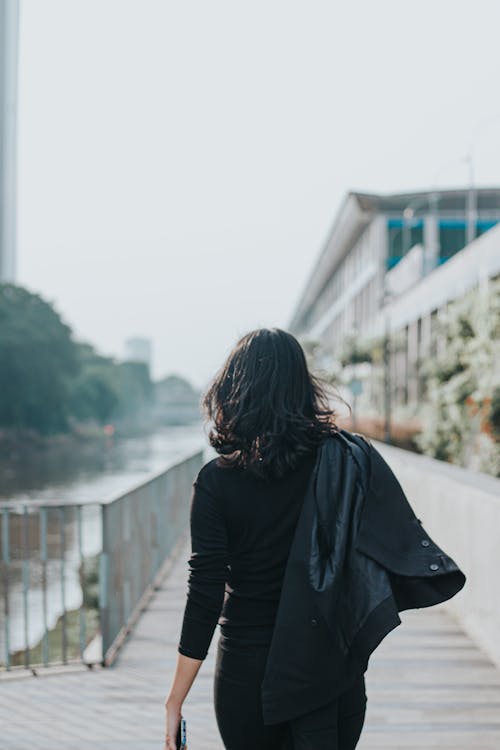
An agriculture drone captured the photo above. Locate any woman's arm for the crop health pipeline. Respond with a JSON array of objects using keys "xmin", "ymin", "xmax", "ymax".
[
  {"xmin": 167, "ymin": 653, "xmax": 203, "ymax": 706},
  {"xmin": 164, "ymin": 473, "xmax": 229, "ymax": 747},
  {"xmin": 165, "ymin": 653, "xmax": 202, "ymax": 749}
]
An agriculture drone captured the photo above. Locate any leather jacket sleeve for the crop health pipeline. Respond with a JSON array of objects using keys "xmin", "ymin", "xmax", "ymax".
[{"xmin": 353, "ymin": 435, "xmax": 466, "ymax": 610}]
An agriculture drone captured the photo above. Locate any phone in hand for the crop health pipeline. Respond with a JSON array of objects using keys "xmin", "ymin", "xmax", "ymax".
[{"xmin": 176, "ymin": 717, "xmax": 187, "ymax": 749}]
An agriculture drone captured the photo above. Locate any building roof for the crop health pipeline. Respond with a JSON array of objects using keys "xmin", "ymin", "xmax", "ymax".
[
  {"xmin": 289, "ymin": 186, "xmax": 500, "ymax": 333},
  {"xmin": 352, "ymin": 187, "xmax": 500, "ymax": 214}
]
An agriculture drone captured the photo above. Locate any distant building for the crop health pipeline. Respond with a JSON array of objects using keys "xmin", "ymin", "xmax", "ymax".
[
  {"xmin": 289, "ymin": 187, "xmax": 500, "ymax": 408},
  {"xmin": 154, "ymin": 374, "xmax": 201, "ymax": 425},
  {"xmin": 290, "ymin": 188, "xmax": 500, "ymax": 349},
  {"xmin": 0, "ymin": 0, "xmax": 19, "ymax": 283},
  {"xmin": 124, "ymin": 337, "xmax": 153, "ymax": 369}
]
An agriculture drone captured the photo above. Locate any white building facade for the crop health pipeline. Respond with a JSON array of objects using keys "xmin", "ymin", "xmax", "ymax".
[{"xmin": 289, "ymin": 188, "xmax": 500, "ymax": 409}]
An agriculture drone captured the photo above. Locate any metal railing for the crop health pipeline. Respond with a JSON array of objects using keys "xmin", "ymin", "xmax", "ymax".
[{"xmin": 0, "ymin": 449, "xmax": 203, "ymax": 673}]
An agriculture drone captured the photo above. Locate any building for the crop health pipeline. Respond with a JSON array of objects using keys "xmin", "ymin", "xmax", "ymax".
[
  {"xmin": 0, "ymin": 0, "xmax": 19, "ymax": 283},
  {"xmin": 154, "ymin": 374, "xmax": 201, "ymax": 425},
  {"xmin": 289, "ymin": 187, "xmax": 500, "ymax": 409},
  {"xmin": 290, "ymin": 187, "xmax": 500, "ymax": 346},
  {"xmin": 124, "ymin": 336, "xmax": 153, "ymax": 369}
]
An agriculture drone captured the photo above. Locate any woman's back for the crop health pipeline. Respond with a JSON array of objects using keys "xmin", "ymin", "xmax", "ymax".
[
  {"xmin": 167, "ymin": 328, "xmax": 363, "ymax": 750},
  {"xmin": 177, "ymin": 446, "xmax": 319, "ymax": 658}
]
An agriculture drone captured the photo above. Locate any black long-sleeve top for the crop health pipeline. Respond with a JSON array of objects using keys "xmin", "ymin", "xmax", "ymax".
[{"xmin": 177, "ymin": 449, "xmax": 318, "ymax": 660}]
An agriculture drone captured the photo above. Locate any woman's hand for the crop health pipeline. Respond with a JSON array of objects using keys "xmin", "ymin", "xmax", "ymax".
[
  {"xmin": 164, "ymin": 698, "xmax": 185, "ymax": 750},
  {"xmin": 164, "ymin": 652, "xmax": 202, "ymax": 747}
]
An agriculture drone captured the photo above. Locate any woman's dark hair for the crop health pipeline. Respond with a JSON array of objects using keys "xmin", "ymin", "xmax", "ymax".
[{"xmin": 201, "ymin": 327, "xmax": 347, "ymax": 480}]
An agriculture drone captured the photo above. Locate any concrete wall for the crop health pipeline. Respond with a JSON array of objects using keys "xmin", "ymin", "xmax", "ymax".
[{"xmin": 373, "ymin": 439, "xmax": 500, "ymax": 669}]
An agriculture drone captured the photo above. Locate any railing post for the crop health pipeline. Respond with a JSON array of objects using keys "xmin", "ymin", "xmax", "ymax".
[
  {"xmin": 40, "ymin": 506, "xmax": 49, "ymax": 666},
  {"xmin": 76, "ymin": 505, "xmax": 86, "ymax": 660},
  {"xmin": 99, "ymin": 503, "xmax": 110, "ymax": 664},
  {"xmin": 22, "ymin": 506, "xmax": 30, "ymax": 669},
  {"xmin": 59, "ymin": 505, "xmax": 67, "ymax": 664},
  {"xmin": 1, "ymin": 509, "xmax": 10, "ymax": 670}
]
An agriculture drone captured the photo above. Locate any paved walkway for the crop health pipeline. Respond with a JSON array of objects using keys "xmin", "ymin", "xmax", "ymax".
[{"xmin": 2, "ymin": 534, "xmax": 500, "ymax": 749}]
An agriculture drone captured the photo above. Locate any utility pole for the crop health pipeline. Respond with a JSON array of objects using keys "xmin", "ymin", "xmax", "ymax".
[
  {"xmin": 0, "ymin": 0, "xmax": 20, "ymax": 283},
  {"xmin": 379, "ymin": 271, "xmax": 393, "ymax": 444},
  {"xmin": 383, "ymin": 303, "xmax": 391, "ymax": 444},
  {"xmin": 465, "ymin": 148, "xmax": 477, "ymax": 246}
]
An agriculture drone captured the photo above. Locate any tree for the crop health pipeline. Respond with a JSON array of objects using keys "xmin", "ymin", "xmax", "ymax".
[
  {"xmin": 67, "ymin": 343, "xmax": 120, "ymax": 424},
  {"xmin": 0, "ymin": 284, "xmax": 79, "ymax": 433}
]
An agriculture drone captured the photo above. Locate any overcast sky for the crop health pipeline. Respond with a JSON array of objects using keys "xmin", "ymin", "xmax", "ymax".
[{"xmin": 17, "ymin": 0, "xmax": 500, "ymax": 389}]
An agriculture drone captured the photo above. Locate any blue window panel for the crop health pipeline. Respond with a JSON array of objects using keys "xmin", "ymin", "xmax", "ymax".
[
  {"xmin": 387, "ymin": 218, "xmax": 424, "ymax": 228},
  {"xmin": 439, "ymin": 219, "xmax": 466, "ymax": 228},
  {"xmin": 386, "ymin": 255, "xmax": 402, "ymax": 269}
]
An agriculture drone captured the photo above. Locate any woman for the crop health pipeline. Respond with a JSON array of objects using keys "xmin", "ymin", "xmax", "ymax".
[{"xmin": 164, "ymin": 326, "xmax": 368, "ymax": 749}]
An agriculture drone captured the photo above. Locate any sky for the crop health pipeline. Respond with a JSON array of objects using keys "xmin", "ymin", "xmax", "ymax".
[{"xmin": 16, "ymin": 0, "xmax": 500, "ymax": 389}]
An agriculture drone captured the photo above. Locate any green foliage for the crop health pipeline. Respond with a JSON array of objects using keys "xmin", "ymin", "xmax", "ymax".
[
  {"xmin": 299, "ymin": 336, "xmax": 342, "ymax": 386},
  {"xmin": 339, "ymin": 332, "xmax": 374, "ymax": 366},
  {"xmin": 12, "ymin": 607, "xmax": 100, "ymax": 667},
  {"xmin": 82, "ymin": 553, "xmax": 100, "ymax": 610},
  {"xmin": 490, "ymin": 386, "xmax": 500, "ymax": 440},
  {"xmin": 67, "ymin": 344, "xmax": 120, "ymax": 423},
  {"xmin": 0, "ymin": 284, "xmax": 78, "ymax": 433},
  {"xmin": 300, "ymin": 336, "xmax": 323, "ymax": 361},
  {"xmin": 415, "ymin": 277, "xmax": 500, "ymax": 475},
  {"xmin": 0, "ymin": 283, "xmax": 154, "ymax": 435}
]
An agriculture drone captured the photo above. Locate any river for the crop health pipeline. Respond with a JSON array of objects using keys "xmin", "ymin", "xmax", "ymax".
[{"xmin": 0, "ymin": 422, "xmax": 208, "ymax": 505}]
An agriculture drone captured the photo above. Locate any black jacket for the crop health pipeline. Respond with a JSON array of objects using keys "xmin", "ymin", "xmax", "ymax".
[{"xmin": 260, "ymin": 428, "xmax": 466, "ymax": 725}]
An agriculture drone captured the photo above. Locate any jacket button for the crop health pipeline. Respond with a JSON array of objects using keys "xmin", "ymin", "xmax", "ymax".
[
  {"xmin": 429, "ymin": 563, "xmax": 439, "ymax": 571},
  {"xmin": 311, "ymin": 618, "xmax": 318, "ymax": 627},
  {"xmin": 421, "ymin": 539, "xmax": 430, "ymax": 547}
]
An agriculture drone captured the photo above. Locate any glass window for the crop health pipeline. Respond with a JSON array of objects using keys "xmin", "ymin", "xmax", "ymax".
[
  {"xmin": 386, "ymin": 218, "xmax": 424, "ymax": 269},
  {"xmin": 439, "ymin": 220, "xmax": 466, "ymax": 262},
  {"xmin": 476, "ymin": 219, "xmax": 498, "ymax": 238}
]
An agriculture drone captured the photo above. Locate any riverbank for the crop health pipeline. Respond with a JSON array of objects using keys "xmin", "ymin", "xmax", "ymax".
[
  {"xmin": 10, "ymin": 607, "xmax": 100, "ymax": 669},
  {"xmin": 8, "ymin": 552, "xmax": 100, "ymax": 669},
  {"xmin": 0, "ymin": 416, "xmax": 202, "ymax": 452},
  {"xmin": 0, "ymin": 422, "xmax": 206, "ymax": 502}
]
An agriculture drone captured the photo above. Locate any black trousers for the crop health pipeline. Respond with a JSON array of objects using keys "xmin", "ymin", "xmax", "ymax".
[{"xmin": 214, "ymin": 635, "xmax": 367, "ymax": 750}]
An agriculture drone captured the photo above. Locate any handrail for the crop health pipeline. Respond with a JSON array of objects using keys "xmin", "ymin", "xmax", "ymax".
[{"xmin": 0, "ymin": 449, "xmax": 204, "ymax": 674}]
